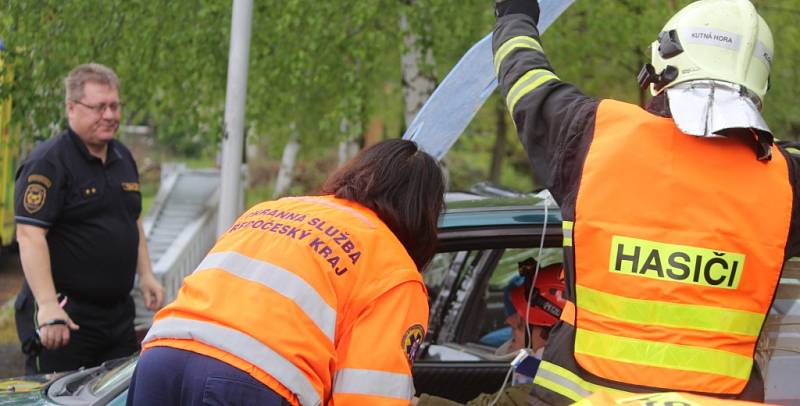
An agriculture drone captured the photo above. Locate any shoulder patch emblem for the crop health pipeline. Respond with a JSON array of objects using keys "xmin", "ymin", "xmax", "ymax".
[
  {"xmin": 23, "ymin": 184, "xmax": 47, "ymax": 214},
  {"xmin": 121, "ymin": 182, "xmax": 140, "ymax": 192},
  {"xmin": 401, "ymin": 324, "xmax": 425, "ymax": 366},
  {"xmin": 27, "ymin": 174, "xmax": 52, "ymax": 188}
]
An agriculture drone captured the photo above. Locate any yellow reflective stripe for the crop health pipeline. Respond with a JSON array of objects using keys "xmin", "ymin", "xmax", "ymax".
[
  {"xmin": 494, "ymin": 36, "xmax": 543, "ymax": 75},
  {"xmin": 575, "ymin": 329, "xmax": 752, "ymax": 380},
  {"xmin": 506, "ymin": 69, "xmax": 559, "ymax": 113},
  {"xmin": 562, "ymin": 221, "xmax": 574, "ymax": 247},
  {"xmin": 539, "ymin": 361, "xmax": 628, "ymax": 396},
  {"xmin": 533, "ymin": 372, "xmax": 584, "ymax": 402},
  {"xmin": 576, "ymin": 284, "xmax": 764, "ymax": 336}
]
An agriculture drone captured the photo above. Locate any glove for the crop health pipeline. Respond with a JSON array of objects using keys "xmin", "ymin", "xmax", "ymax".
[{"xmin": 495, "ymin": 0, "xmax": 540, "ymax": 23}]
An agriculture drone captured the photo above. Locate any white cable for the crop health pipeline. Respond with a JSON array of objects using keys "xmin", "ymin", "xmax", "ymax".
[
  {"xmin": 489, "ymin": 193, "xmax": 554, "ymax": 406},
  {"xmin": 525, "ymin": 192, "xmax": 552, "ymax": 342},
  {"xmin": 488, "ymin": 357, "xmax": 516, "ymax": 406}
]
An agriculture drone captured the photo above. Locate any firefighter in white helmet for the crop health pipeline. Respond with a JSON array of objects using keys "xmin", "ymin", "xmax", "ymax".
[{"xmin": 492, "ymin": 0, "xmax": 800, "ymax": 404}]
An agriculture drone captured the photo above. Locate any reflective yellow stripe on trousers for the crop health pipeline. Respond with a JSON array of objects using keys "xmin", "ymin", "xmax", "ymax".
[{"xmin": 333, "ymin": 368, "xmax": 415, "ymax": 400}]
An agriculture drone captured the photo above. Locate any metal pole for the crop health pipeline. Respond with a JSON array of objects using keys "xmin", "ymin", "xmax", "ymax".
[{"xmin": 217, "ymin": 0, "xmax": 253, "ymax": 236}]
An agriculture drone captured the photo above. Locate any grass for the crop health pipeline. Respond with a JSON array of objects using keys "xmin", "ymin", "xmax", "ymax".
[{"xmin": 0, "ymin": 301, "xmax": 18, "ymax": 345}]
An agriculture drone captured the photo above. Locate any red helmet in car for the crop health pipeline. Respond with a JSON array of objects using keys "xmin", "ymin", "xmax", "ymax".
[{"xmin": 509, "ymin": 261, "xmax": 565, "ymax": 328}]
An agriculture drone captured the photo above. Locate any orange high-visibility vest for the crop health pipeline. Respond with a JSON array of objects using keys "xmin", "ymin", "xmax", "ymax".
[
  {"xmin": 570, "ymin": 100, "xmax": 790, "ymax": 394},
  {"xmin": 574, "ymin": 391, "xmax": 776, "ymax": 406},
  {"xmin": 142, "ymin": 195, "xmax": 428, "ymax": 406}
]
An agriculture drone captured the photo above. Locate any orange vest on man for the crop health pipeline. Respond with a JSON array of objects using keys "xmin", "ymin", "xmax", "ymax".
[
  {"xmin": 533, "ymin": 100, "xmax": 791, "ymax": 402},
  {"xmin": 142, "ymin": 195, "xmax": 429, "ymax": 406}
]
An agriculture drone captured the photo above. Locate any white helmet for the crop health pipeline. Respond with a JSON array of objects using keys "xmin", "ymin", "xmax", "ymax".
[{"xmin": 639, "ymin": 0, "xmax": 773, "ymax": 107}]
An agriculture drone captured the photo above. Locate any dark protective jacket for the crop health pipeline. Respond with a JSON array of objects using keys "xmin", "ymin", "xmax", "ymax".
[{"xmin": 492, "ymin": 8, "xmax": 800, "ymax": 406}]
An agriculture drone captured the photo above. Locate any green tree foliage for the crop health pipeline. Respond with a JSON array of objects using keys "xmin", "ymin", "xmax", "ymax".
[
  {"xmin": 1, "ymin": 0, "xmax": 798, "ymax": 189},
  {"xmin": 542, "ymin": 0, "xmax": 800, "ymax": 138}
]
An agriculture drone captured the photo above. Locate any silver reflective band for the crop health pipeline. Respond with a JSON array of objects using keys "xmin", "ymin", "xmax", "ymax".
[
  {"xmin": 682, "ymin": 27, "xmax": 741, "ymax": 51},
  {"xmin": 144, "ymin": 317, "xmax": 322, "ymax": 406},
  {"xmin": 666, "ymin": 80, "xmax": 770, "ymax": 138},
  {"xmin": 333, "ymin": 368, "xmax": 415, "ymax": 400},
  {"xmin": 534, "ymin": 367, "xmax": 593, "ymax": 401},
  {"xmin": 195, "ymin": 251, "xmax": 337, "ymax": 342}
]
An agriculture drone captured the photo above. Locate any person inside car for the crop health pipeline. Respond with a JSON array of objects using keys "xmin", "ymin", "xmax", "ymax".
[{"xmin": 414, "ymin": 259, "xmax": 565, "ymax": 406}]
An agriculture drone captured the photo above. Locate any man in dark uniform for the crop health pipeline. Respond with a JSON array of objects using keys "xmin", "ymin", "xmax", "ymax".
[
  {"xmin": 13, "ymin": 63, "xmax": 164, "ymax": 374},
  {"xmin": 493, "ymin": 0, "xmax": 800, "ymax": 403}
]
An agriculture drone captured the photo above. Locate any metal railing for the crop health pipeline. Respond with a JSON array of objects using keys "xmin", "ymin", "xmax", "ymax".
[{"xmin": 133, "ymin": 166, "xmax": 221, "ymax": 329}]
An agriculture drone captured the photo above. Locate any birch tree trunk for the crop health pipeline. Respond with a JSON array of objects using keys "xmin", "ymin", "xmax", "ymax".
[
  {"xmin": 337, "ymin": 118, "xmax": 361, "ymax": 167},
  {"xmin": 272, "ymin": 126, "xmax": 300, "ymax": 199},
  {"xmin": 399, "ymin": 4, "xmax": 436, "ymax": 128}
]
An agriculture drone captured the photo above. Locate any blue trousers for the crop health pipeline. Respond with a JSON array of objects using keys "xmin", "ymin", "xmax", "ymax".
[{"xmin": 127, "ymin": 346, "xmax": 291, "ymax": 406}]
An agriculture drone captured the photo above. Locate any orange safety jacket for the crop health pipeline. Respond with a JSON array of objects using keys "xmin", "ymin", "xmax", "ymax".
[
  {"xmin": 142, "ymin": 195, "xmax": 429, "ymax": 406},
  {"xmin": 573, "ymin": 391, "xmax": 777, "ymax": 406},
  {"xmin": 533, "ymin": 100, "xmax": 791, "ymax": 400}
]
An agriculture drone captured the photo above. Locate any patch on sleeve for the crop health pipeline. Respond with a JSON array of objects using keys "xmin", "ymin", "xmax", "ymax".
[
  {"xmin": 121, "ymin": 182, "xmax": 140, "ymax": 192},
  {"xmin": 401, "ymin": 324, "xmax": 425, "ymax": 366},
  {"xmin": 23, "ymin": 184, "xmax": 47, "ymax": 214},
  {"xmin": 27, "ymin": 174, "xmax": 52, "ymax": 188}
]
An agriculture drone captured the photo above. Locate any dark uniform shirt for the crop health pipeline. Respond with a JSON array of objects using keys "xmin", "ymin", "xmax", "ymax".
[{"xmin": 14, "ymin": 128, "xmax": 142, "ymax": 305}]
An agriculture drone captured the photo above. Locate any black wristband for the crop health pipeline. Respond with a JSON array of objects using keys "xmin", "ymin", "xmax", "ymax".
[
  {"xmin": 495, "ymin": 0, "xmax": 540, "ymax": 23},
  {"xmin": 38, "ymin": 319, "xmax": 67, "ymax": 329}
]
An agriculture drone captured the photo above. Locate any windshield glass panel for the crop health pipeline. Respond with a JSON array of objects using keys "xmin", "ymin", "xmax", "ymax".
[{"xmin": 90, "ymin": 357, "xmax": 137, "ymax": 395}]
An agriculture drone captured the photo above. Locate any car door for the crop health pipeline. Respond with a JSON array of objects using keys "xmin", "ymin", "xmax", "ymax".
[{"xmin": 413, "ymin": 222, "xmax": 562, "ymax": 402}]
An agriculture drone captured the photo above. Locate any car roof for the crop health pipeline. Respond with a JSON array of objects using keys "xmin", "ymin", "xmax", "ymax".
[
  {"xmin": 436, "ymin": 196, "xmax": 563, "ymax": 251},
  {"xmin": 439, "ymin": 196, "xmax": 562, "ymax": 229}
]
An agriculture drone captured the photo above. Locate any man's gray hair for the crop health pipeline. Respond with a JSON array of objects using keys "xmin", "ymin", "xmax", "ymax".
[{"xmin": 64, "ymin": 63, "xmax": 120, "ymax": 103}]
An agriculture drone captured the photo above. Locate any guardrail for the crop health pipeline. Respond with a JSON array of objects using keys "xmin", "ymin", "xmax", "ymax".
[{"xmin": 133, "ymin": 166, "xmax": 221, "ymax": 330}]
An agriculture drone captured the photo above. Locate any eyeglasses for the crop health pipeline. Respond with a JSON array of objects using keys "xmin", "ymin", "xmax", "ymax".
[{"xmin": 73, "ymin": 100, "xmax": 124, "ymax": 114}]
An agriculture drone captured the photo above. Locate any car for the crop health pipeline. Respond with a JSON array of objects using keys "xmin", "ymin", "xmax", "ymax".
[
  {"xmin": 0, "ymin": 195, "xmax": 563, "ymax": 405},
  {"xmin": 3, "ymin": 194, "xmax": 800, "ymax": 404}
]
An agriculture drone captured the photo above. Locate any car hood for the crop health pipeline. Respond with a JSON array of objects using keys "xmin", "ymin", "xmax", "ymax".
[{"xmin": 0, "ymin": 373, "xmax": 65, "ymax": 405}]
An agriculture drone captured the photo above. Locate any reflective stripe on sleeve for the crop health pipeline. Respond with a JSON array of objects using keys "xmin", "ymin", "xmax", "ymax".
[
  {"xmin": 195, "ymin": 251, "xmax": 336, "ymax": 341},
  {"xmin": 506, "ymin": 69, "xmax": 559, "ymax": 113},
  {"xmin": 575, "ymin": 329, "xmax": 752, "ymax": 380},
  {"xmin": 533, "ymin": 361, "xmax": 626, "ymax": 402},
  {"xmin": 562, "ymin": 221, "xmax": 574, "ymax": 247},
  {"xmin": 143, "ymin": 317, "xmax": 322, "ymax": 406},
  {"xmin": 333, "ymin": 368, "xmax": 415, "ymax": 400},
  {"xmin": 494, "ymin": 36, "xmax": 544, "ymax": 75},
  {"xmin": 576, "ymin": 284, "xmax": 763, "ymax": 336}
]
